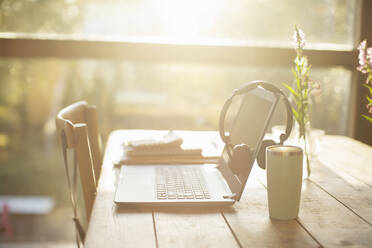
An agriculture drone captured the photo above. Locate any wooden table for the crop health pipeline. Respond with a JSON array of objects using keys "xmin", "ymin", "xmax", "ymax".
[{"xmin": 85, "ymin": 130, "xmax": 372, "ymax": 248}]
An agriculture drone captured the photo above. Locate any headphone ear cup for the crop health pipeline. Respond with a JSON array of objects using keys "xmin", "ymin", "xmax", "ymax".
[
  {"xmin": 257, "ymin": 139, "xmax": 276, "ymax": 169},
  {"xmin": 229, "ymin": 144, "xmax": 253, "ymax": 174}
]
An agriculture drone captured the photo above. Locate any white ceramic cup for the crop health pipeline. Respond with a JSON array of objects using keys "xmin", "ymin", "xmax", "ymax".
[{"xmin": 266, "ymin": 145, "xmax": 303, "ymax": 220}]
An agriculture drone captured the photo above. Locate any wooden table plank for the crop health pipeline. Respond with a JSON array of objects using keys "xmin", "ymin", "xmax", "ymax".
[
  {"xmin": 317, "ymin": 136, "xmax": 372, "ymax": 187},
  {"xmin": 154, "ymin": 207, "xmax": 239, "ymax": 248},
  {"xmin": 85, "ymin": 195, "xmax": 156, "ymax": 247},
  {"xmin": 298, "ymin": 180, "xmax": 372, "ymax": 248},
  {"xmin": 223, "ymin": 170, "xmax": 320, "ymax": 248},
  {"xmin": 85, "ymin": 131, "xmax": 156, "ymax": 248},
  {"xmin": 309, "ymin": 159, "xmax": 372, "ymax": 225}
]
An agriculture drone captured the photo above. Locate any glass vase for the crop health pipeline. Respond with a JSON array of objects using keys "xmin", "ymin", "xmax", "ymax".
[{"xmin": 287, "ymin": 122, "xmax": 312, "ymax": 179}]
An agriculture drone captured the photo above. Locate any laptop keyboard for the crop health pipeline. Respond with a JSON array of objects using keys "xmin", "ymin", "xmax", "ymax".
[{"xmin": 155, "ymin": 167, "xmax": 211, "ymax": 200}]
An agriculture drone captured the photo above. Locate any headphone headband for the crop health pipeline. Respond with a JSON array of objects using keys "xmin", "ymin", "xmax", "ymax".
[{"xmin": 219, "ymin": 81, "xmax": 293, "ymax": 150}]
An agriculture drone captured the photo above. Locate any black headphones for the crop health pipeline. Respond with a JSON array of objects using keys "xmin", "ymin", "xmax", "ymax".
[{"xmin": 219, "ymin": 81, "xmax": 293, "ymax": 174}]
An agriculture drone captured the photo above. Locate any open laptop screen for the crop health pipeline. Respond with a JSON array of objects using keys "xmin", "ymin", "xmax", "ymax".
[
  {"xmin": 219, "ymin": 86, "xmax": 278, "ymax": 200},
  {"xmin": 229, "ymin": 87, "xmax": 277, "ymax": 149}
]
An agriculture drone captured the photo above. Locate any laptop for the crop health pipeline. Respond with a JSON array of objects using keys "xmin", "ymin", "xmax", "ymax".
[{"xmin": 114, "ymin": 87, "xmax": 279, "ymax": 206}]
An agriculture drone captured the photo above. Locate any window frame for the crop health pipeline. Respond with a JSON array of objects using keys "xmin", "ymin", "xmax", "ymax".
[{"xmin": 0, "ymin": 0, "xmax": 370, "ymax": 144}]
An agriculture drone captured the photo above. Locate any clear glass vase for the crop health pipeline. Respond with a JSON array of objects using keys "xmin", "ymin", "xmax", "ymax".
[{"xmin": 287, "ymin": 122, "xmax": 312, "ymax": 179}]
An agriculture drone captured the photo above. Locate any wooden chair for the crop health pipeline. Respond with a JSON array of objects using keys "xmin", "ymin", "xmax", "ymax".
[{"xmin": 55, "ymin": 101, "xmax": 102, "ymax": 246}]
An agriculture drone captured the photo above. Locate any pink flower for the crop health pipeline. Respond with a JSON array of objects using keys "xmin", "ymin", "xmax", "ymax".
[
  {"xmin": 357, "ymin": 40, "xmax": 369, "ymax": 73},
  {"xmin": 367, "ymin": 47, "xmax": 372, "ymax": 66},
  {"xmin": 357, "ymin": 39, "xmax": 372, "ymax": 123},
  {"xmin": 359, "ymin": 51, "xmax": 366, "ymax": 66},
  {"xmin": 357, "ymin": 65, "xmax": 367, "ymax": 74},
  {"xmin": 358, "ymin": 40, "xmax": 367, "ymax": 51},
  {"xmin": 367, "ymin": 103, "xmax": 372, "ymax": 114}
]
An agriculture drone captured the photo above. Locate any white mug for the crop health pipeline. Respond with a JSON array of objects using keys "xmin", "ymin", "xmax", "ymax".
[{"xmin": 266, "ymin": 145, "xmax": 303, "ymax": 220}]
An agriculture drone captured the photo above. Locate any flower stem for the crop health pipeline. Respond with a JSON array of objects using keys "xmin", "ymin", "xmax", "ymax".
[{"xmin": 303, "ymin": 126, "xmax": 311, "ymax": 178}]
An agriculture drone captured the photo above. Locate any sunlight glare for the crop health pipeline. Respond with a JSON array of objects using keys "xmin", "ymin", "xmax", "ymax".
[{"xmin": 155, "ymin": 0, "xmax": 222, "ymax": 43}]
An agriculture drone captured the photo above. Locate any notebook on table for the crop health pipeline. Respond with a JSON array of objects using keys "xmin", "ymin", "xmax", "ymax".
[
  {"xmin": 114, "ymin": 87, "xmax": 278, "ymax": 206},
  {"xmin": 116, "ymin": 130, "xmax": 221, "ymax": 165}
]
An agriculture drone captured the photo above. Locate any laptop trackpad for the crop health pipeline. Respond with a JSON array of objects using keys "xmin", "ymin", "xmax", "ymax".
[{"xmin": 115, "ymin": 166, "xmax": 155, "ymax": 203}]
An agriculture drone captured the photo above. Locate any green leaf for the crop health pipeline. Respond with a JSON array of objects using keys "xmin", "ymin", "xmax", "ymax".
[
  {"xmin": 296, "ymin": 74, "xmax": 301, "ymax": 90},
  {"xmin": 367, "ymin": 95, "xmax": 372, "ymax": 104},
  {"xmin": 303, "ymin": 88, "xmax": 308, "ymax": 100},
  {"xmin": 363, "ymin": 84, "xmax": 372, "ymax": 96},
  {"xmin": 362, "ymin": 115, "xmax": 372, "ymax": 123},
  {"xmin": 283, "ymin": 83, "xmax": 299, "ymax": 98},
  {"xmin": 292, "ymin": 107, "xmax": 300, "ymax": 123}
]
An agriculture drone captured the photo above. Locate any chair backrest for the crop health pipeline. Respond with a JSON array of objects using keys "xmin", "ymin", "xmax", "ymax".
[{"xmin": 55, "ymin": 101, "xmax": 102, "ymax": 220}]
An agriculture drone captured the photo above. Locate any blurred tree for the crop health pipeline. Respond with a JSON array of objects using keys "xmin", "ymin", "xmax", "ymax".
[{"xmin": 0, "ymin": 0, "xmax": 82, "ymax": 33}]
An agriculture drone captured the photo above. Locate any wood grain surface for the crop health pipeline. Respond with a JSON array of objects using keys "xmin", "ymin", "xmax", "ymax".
[
  {"xmin": 85, "ymin": 131, "xmax": 372, "ymax": 248},
  {"xmin": 223, "ymin": 177, "xmax": 319, "ymax": 248}
]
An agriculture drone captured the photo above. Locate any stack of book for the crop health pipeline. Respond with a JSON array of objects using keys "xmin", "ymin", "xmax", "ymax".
[{"xmin": 118, "ymin": 131, "xmax": 220, "ymax": 165}]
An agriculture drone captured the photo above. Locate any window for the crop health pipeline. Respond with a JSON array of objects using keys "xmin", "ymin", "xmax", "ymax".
[{"xmin": 1, "ymin": 0, "xmax": 356, "ymax": 48}]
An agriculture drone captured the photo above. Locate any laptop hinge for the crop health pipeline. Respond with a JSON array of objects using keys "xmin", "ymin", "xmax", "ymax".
[{"xmin": 223, "ymin": 193, "xmax": 237, "ymax": 200}]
